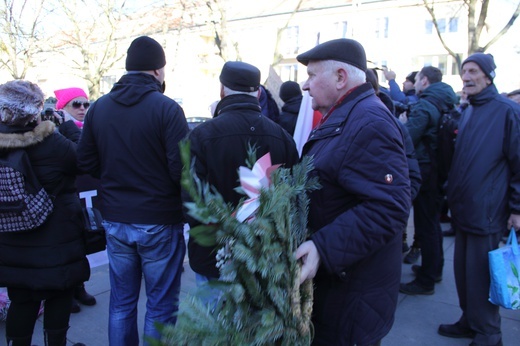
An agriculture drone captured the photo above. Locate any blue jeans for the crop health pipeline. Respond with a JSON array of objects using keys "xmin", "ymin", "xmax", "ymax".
[
  {"xmin": 194, "ymin": 274, "xmax": 221, "ymax": 310},
  {"xmin": 104, "ymin": 221, "xmax": 185, "ymax": 346}
]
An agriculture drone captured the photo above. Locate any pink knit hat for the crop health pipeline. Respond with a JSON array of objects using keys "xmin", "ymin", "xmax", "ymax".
[{"xmin": 54, "ymin": 87, "xmax": 88, "ymax": 110}]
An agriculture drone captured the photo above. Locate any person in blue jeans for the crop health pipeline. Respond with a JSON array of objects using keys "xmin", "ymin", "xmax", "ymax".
[{"xmin": 77, "ymin": 36, "xmax": 189, "ymax": 346}]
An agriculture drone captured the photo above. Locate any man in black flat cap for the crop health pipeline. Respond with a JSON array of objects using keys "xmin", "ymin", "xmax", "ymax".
[
  {"xmin": 294, "ymin": 38, "xmax": 412, "ymax": 346},
  {"xmin": 184, "ymin": 61, "xmax": 299, "ymax": 303},
  {"xmin": 77, "ymin": 36, "xmax": 189, "ymax": 346}
]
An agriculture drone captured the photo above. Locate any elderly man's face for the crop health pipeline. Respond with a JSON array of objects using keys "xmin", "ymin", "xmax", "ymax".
[
  {"xmin": 461, "ymin": 61, "xmax": 491, "ymax": 96},
  {"xmin": 302, "ymin": 61, "xmax": 339, "ymax": 115}
]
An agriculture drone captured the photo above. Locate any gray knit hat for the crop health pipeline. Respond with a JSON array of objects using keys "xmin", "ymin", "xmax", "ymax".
[{"xmin": 0, "ymin": 80, "xmax": 44, "ymax": 126}]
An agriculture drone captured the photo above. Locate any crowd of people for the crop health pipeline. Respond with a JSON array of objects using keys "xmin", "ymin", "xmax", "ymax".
[{"xmin": 1, "ymin": 34, "xmax": 519, "ymax": 346}]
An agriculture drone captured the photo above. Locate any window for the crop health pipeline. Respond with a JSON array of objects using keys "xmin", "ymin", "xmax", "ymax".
[
  {"xmin": 448, "ymin": 17, "xmax": 459, "ymax": 32},
  {"xmin": 279, "ymin": 64, "xmax": 299, "ymax": 82},
  {"xmin": 282, "ymin": 26, "xmax": 300, "ymax": 55},
  {"xmin": 336, "ymin": 21, "xmax": 348, "ymax": 38},
  {"xmin": 425, "ymin": 20, "xmax": 433, "ymax": 34},
  {"xmin": 101, "ymin": 75, "xmax": 117, "ymax": 95},
  {"xmin": 375, "ymin": 17, "xmax": 389, "ymax": 38},
  {"xmin": 437, "ymin": 18, "xmax": 446, "ymax": 33}
]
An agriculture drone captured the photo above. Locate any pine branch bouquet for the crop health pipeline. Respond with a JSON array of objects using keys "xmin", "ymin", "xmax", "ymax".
[{"xmin": 157, "ymin": 141, "xmax": 320, "ymax": 346}]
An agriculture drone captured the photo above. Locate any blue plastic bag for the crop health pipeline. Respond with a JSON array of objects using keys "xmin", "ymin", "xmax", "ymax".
[{"xmin": 488, "ymin": 228, "xmax": 520, "ymax": 309}]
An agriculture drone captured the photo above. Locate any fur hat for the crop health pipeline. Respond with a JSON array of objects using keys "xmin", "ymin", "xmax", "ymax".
[
  {"xmin": 126, "ymin": 36, "xmax": 166, "ymax": 71},
  {"xmin": 0, "ymin": 80, "xmax": 44, "ymax": 126},
  {"xmin": 54, "ymin": 87, "xmax": 88, "ymax": 110},
  {"xmin": 279, "ymin": 81, "xmax": 302, "ymax": 102},
  {"xmin": 219, "ymin": 61, "xmax": 261, "ymax": 92},
  {"xmin": 296, "ymin": 38, "xmax": 367, "ymax": 72},
  {"xmin": 462, "ymin": 53, "xmax": 496, "ymax": 81}
]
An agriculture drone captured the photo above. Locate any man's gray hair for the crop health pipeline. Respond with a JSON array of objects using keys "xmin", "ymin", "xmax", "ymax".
[
  {"xmin": 222, "ymin": 85, "xmax": 258, "ymax": 97},
  {"xmin": 324, "ymin": 60, "xmax": 366, "ymax": 85}
]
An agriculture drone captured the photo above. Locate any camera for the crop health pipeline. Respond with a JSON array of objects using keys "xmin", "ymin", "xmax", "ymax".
[
  {"xmin": 394, "ymin": 101, "xmax": 410, "ymax": 115},
  {"xmin": 41, "ymin": 108, "xmax": 64, "ymax": 126}
]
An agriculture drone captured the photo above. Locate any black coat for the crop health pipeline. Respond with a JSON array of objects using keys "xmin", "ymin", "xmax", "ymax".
[
  {"xmin": 185, "ymin": 94, "xmax": 300, "ymax": 278},
  {"xmin": 278, "ymin": 95, "xmax": 302, "ymax": 136},
  {"xmin": 0, "ymin": 121, "xmax": 90, "ymax": 290}
]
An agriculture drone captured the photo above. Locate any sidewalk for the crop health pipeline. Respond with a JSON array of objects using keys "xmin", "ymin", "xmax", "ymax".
[{"xmin": 1, "ymin": 220, "xmax": 519, "ymax": 345}]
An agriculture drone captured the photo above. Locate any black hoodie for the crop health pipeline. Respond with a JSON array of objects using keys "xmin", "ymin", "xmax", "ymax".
[{"xmin": 77, "ymin": 73, "xmax": 189, "ymax": 224}]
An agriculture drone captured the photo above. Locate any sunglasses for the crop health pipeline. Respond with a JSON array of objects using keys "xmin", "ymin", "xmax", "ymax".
[{"xmin": 71, "ymin": 101, "xmax": 90, "ymax": 109}]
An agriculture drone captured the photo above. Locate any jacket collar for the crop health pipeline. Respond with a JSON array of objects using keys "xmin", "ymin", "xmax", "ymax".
[
  {"xmin": 0, "ymin": 121, "xmax": 55, "ymax": 150},
  {"xmin": 214, "ymin": 94, "xmax": 261, "ymax": 117},
  {"xmin": 468, "ymin": 84, "xmax": 499, "ymax": 106}
]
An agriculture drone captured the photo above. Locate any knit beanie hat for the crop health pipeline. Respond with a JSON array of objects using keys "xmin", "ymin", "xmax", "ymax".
[
  {"xmin": 54, "ymin": 87, "xmax": 88, "ymax": 110},
  {"xmin": 462, "ymin": 53, "xmax": 496, "ymax": 81},
  {"xmin": 279, "ymin": 81, "xmax": 302, "ymax": 102},
  {"xmin": 0, "ymin": 80, "xmax": 44, "ymax": 126},
  {"xmin": 125, "ymin": 36, "xmax": 166, "ymax": 71},
  {"xmin": 297, "ymin": 38, "xmax": 367, "ymax": 72}
]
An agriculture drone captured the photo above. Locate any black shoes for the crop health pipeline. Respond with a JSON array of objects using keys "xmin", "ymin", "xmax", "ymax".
[
  {"xmin": 469, "ymin": 341, "xmax": 502, "ymax": 346},
  {"xmin": 438, "ymin": 322, "xmax": 475, "ymax": 339},
  {"xmin": 402, "ymin": 241, "xmax": 410, "ymax": 253},
  {"xmin": 411, "ymin": 264, "xmax": 443, "ymax": 283},
  {"xmin": 404, "ymin": 247, "xmax": 421, "ymax": 264},
  {"xmin": 75, "ymin": 284, "xmax": 97, "ymax": 306},
  {"xmin": 71, "ymin": 299, "xmax": 81, "ymax": 313},
  {"xmin": 399, "ymin": 279, "xmax": 434, "ymax": 295}
]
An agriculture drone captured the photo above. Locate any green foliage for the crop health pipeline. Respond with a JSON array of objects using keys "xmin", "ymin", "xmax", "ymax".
[{"xmin": 159, "ymin": 141, "xmax": 320, "ymax": 345}]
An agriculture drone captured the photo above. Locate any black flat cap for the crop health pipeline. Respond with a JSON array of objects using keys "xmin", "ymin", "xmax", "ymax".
[
  {"xmin": 296, "ymin": 38, "xmax": 367, "ymax": 71},
  {"xmin": 219, "ymin": 61, "xmax": 261, "ymax": 92}
]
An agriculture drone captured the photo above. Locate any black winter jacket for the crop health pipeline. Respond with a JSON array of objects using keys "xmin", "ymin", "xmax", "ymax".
[
  {"xmin": 185, "ymin": 94, "xmax": 299, "ymax": 278},
  {"xmin": 0, "ymin": 121, "xmax": 90, "ymax": 290},
  {"xmin": 303, "ymin": 83, "xmax": 411, "ymax": 345},
  {"xmin": 448, "ymin": 84, "xmax": 520, "ymax": 235},
  {"xmin": 77, "ymin": 73, "xmax": 189, "ymax": 225},
  {"xmin": 278, "ymin": 95, "xmax": 302, "ymax": 136}
]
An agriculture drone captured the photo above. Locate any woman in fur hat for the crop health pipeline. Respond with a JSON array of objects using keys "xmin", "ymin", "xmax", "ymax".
[{"xmin": 0, "ymin": 80, "xmax": 89, "ymax": 346}]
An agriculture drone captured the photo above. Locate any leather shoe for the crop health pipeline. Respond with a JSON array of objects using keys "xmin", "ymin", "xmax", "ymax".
[
  {"xmin": 404, "ymin": 247, "xmax": 421, "ymax": 264},
  {"xmin": 438, "ymin": 322, "xmax": 475, "ymax": 339},
  {"xmin": 399, "ymin": 280, "xmax": 434, "ymax": 295},
  {"xmin": 411, "ymin": 264, "xmax": 442, "ymax": 283},
  {"xmin": 71, "ymin": 299, "xmax": 81, "ymax": 313},
  {"xmin": 74, "ymin": 284, "xmax": 96, "ymax": 306}
]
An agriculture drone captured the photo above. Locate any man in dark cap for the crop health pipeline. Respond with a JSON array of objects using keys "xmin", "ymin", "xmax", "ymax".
[
  {"xmin": 438, "ymin": 53, "xmax": 520, "ymax": 346},
  {"xmin": 184, "ymin": 61, "xmax": 299, "ymax": 303},
  {"xmin": 294, "ymin": 38, "xmax": 411, "ymax": 345},
  {"xmin": 77, "ymin": 36, "xmax": 189, "ymax": 346},
  {"xmin": 278, "ymin": 80, "xmax": 302, "ymax": 136},
  {"xmin": 383, "ymin": 68, "xmax": 419, "ymax": 107}
]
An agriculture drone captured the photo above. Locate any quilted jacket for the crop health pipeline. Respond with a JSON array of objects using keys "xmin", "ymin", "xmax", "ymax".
[{"xmin": 302, "ymin": 83, "xmax": 411, "ymax": 346}]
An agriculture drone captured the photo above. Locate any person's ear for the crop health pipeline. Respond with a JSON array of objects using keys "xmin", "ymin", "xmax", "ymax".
[{"xmin": 337, "ymin": 68, "xmax": 348, "ymax": 88}]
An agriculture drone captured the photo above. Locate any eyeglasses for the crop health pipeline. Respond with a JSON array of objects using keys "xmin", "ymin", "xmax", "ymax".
[{"xmin": 71, "ymin": 101, "xmax": 90, "ymax": 109}]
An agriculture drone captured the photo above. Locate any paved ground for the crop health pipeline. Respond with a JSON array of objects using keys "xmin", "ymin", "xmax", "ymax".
[{"xmin": 1, "ymin": 218, "xmax": 519, "ymax": 345}]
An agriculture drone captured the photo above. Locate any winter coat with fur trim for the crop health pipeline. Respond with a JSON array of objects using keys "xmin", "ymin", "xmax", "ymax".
[
  {"xmin": 302, "ymin": 83, "xmax": 411, "ymax": 346},
  {"xmin": 0, "ymin": 120, "xmax": 90, "ymax": 290}
]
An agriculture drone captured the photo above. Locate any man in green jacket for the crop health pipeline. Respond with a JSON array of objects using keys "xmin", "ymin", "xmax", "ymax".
[{"xmin": 399, "ymin": 66, "xmax": 457, "ymax": 295}]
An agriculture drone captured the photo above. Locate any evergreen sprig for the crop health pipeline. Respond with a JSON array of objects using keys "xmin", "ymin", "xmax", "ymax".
[{"xmin": 157, "ymin": 140, "xmax": 320, "ymax": 346}]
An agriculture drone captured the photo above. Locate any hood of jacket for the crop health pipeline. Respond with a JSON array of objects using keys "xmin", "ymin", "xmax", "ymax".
[
  {"xmin": 419, "ymin": 81, "xmax": 458, "ymax": 111},
  {"xmin": 0, "ymin": 121, "xmax": 55, "ymax": 150},
  {"xmin": 108, "ymin": 73, "xmax": 163, "ymax": 107}
]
